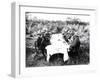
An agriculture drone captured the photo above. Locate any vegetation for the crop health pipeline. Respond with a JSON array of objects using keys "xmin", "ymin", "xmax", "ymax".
[{"xmin": 26, "ymin": 15, "xmax": 90, "ymax": 67}]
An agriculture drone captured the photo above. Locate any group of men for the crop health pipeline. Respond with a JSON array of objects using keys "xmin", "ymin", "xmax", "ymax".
[{"xmin": 35, "ymin": 30, "xmax": 80, "ymax": 62}]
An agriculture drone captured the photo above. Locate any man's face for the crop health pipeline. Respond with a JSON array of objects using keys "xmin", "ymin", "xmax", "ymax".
[{"xmin": 64, "ymin": 33, "xmax": 71, "ymax": 40}]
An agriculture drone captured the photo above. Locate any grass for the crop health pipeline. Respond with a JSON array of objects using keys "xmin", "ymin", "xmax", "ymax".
[{"xmin": 26, "ymin": 39, "xmax": 89, "ymax": 67}]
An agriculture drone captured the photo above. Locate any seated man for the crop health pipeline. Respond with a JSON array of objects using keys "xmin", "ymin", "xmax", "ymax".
[
  {"xmin": 68, "ymin": 35, "xmax": 80, "ymax": 58},
  {"xmin": 45, "ymin": 33, "xmax": 70, "ymax": 62},
  {"xmin": 35, "ymin": 33, "xmax": 51, "ymax": 60}
]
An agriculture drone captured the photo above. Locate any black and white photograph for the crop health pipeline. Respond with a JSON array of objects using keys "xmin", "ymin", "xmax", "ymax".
[
  {"xmin": 8, "ymin": 0, "xmax": 100, "ymax": 78},
  {"xmin": 11, "ymin": 2, "xmax": 97, "ymax": 77},
  {"xmin": 25, "ymin": 12, "xmax": 90, "ymax": 67}
]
